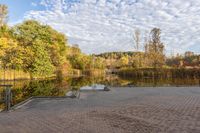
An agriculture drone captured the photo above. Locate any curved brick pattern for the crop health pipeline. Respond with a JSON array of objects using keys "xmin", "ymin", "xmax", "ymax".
[{"xmin": 0, "ymin": 87, "xmax": 200, "ymax": 133}]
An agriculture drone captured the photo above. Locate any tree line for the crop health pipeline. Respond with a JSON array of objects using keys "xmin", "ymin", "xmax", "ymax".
[
  {"xmin": 96, "ymin": 28, "xmax": 199, "ymax": 69},
  {"xmin": 96, "ymin": 28, "xmax": 166, "ymax": 69}
]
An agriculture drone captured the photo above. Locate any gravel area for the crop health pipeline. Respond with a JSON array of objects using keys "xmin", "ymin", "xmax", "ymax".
[{"xmin": 0, "ymin": 87, "xmax": 200, "ymax": 133}]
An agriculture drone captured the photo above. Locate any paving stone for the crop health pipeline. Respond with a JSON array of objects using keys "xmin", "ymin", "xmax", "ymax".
[{"xmin": 0, "ymin": 87, "xmax": 200, "ymax": 133}]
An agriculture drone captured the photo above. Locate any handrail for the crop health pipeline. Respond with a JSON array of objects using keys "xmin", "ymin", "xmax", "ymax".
[
  {"xmin": 0, "ymin": 85, "xmax": 13, "ymax": 111},
  {"xmin": 0, "ymin": 85, "xmax": 13, "ymax": 87}
]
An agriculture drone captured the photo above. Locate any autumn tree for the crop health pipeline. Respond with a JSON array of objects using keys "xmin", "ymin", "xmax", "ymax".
[
  {"xmin": 145, "ymin": 28, "xmax": 165, "ymax": 68},
  {"xmin": 12, "ymin": 20, "xmax": 67, "ymax": 77},
  {"xmin": 93, "ymin": 57, "xmax": 105, "ymax": 69},
  {"xmin": 0, "ymin": 24, "xmax": 24, "ymax": 70},
  {"xmin": 0, "ymin": 37, "xmax": 24, "ymax": 70},
  {"xmin": 119, "ymin": 56, "xmax": 129, "ymax": 67}
]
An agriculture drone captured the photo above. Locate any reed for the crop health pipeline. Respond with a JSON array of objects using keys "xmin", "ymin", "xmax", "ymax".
[
  {"xmin": 117, "ymin": 68, "xmax": 200, "ymax": 79},
  {"xmin": 0, "ymin": 70, "xmax": 30, "ymax": 81}
]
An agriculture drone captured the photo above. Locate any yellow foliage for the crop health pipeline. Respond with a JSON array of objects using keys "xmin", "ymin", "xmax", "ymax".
[{"xmin": 0, "ymin": 37, "xmax": 18, "ymax": 56}]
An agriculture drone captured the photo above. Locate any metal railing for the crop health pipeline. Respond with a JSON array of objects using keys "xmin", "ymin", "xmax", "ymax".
[{"xmin": 0, "ymin": 85, "xmax": 12, "ymax": 111}]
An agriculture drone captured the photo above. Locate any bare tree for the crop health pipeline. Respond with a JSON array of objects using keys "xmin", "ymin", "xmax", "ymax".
[
  {"xmin": 133, "ymin": 29, "xmax": 143, "ymax": 67},
  {"xmin": 133, "ymin": 29, "xmax": 140, "ymax": 51},
  {"xmin": 71, "ymin": 44, "xmax": 81, "ymax": 55},
  {"xmin": 0, "ymin": 4, "xmax": 8, "ymax": 26},
  {"xmin": 150, "ymin": 28, "xmax": 161, "ymax": 45}
]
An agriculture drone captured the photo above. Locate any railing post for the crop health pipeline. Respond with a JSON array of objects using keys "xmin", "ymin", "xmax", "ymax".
[
  {"xmin": 5, "ymin": 87, "xmax": 10, "ymax": 111},
  {"xmin": 4, "ymin": 85, "xmax": 12, "ymax": 111}
]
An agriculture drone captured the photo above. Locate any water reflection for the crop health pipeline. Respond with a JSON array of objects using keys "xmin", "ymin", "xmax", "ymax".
[
  {"xmin": 0, "ymin": 74, "xmax": 200, "ymax": 110},
  {"xmin": 80, "ymin": 84, "xmax": 107, "ymax": 91},
  {"xmin": 66, "ymin": 84, "xmax": 110, "ymax": 99}
]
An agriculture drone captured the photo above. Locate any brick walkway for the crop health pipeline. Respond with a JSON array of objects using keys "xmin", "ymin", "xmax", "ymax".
[{"xmin": 0, "ymin": 87, "xmax": 200, "ymax": 133}]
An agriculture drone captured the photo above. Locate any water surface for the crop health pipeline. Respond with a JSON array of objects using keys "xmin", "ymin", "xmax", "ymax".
[{"xmin": 0, "ymin": 74, "xmax": 200, "ymax": 110}]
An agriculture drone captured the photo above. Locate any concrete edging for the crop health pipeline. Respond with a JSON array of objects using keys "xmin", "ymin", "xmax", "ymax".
[{"xmin": 9, "ymin": 96, "xmax": 70, "ymax": 112}]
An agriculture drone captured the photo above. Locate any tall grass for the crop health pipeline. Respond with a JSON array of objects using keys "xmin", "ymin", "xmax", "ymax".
[
  {"xmin": 83, "ymin": 69, "xmax": 105, "ymax": 76},
  {"xmin": 0, "ymin": 70, "xmax": 30, "ymax": 81},
  {"xmin": 117, "ymin": 68, "xmax": 200, "ymax": 79}
]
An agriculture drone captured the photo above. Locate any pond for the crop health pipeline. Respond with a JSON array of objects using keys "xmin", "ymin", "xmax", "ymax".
[{"xmin": 0, "ymin": 74, "xmax": 200, "ymax": 110}]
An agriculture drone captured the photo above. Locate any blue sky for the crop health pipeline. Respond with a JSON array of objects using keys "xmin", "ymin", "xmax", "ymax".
[
  {"xmin": 1, "ymin": 0, "xmax": 200, "ymax": 55},
  {"xmin": 1, "ymin": 0, "xmax": 43, "ymax": 24}
]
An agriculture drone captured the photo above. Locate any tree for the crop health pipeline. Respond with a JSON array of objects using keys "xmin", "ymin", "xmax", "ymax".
[
  {"xmin": 119, "ymin": 56, "xmax": 129, "ymax": 67},
  {"xmin": 13, "ymin": 20, "xmax": 67, "ymax": 77},
  {"xmin": 14, "ymin": 20, "xmax": 67, "ymax": 66},
  {"xmin": 30, "ymin": 39, "xmax": 54, "ymax": 77},
  {"xmin": 145, "ymin": 28, "xmax": 165, "ymax": 68},
  {"xmin": 133, "ymin": 29, "xmax": 140, "ymax": 51},
  {"xmin": 0, "ymin": 24, "xmax": 24, "ymax": 69},
  {"xmin": 68, "ymin": 44, "xmax": 81, "ymax": 56},
  {"xmin": 0, "ymin": 5, "xmax": 8, "ymax": 26},
  {"xmin": 93, "ymin": 57, "xmax": 105, "ymax": 69},
  {"xmin": 68, "ymin": 53, "xmax": 90, "ymax": 70},
  {"xmin": 0, "ymin": 38, "xmax": 24, "ymax": 70},
  {"xmin": 133, "ymin": 29, "xmax": 143, "ymax": 67}
]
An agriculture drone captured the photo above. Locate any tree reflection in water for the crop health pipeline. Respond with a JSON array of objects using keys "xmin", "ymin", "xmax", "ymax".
[{"xmin": 0, "ymin": 74, "xmax": 200, "ymax": 109}]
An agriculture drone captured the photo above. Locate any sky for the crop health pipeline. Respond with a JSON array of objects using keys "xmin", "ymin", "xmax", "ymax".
[{"xmin": 1, "ymin": 0, "xmax": 200, "ymax": 55}]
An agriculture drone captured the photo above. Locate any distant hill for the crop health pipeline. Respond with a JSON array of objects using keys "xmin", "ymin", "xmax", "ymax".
[{"xmin": 94, "ymin": 51, "xmax": 143, "ymax": 59}]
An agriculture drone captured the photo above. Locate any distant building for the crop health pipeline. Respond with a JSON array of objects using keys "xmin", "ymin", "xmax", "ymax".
[{"xmin": 185, "ymin": 51, "xmax": 194, "ymax": 57}]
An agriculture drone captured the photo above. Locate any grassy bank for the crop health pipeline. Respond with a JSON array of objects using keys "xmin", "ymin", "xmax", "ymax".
[
  {"xmin": 0, "ymin": 68, "xmax": 105, "ymax": 81},
  {"xmin": 83, "ymin": 69, "xmax": 105, "ymax": 76},
  {"xmin": 0, "ymin": 70, "xmax": 30, "ymax": 81},
  {"xmin": 117, "ymin": 68, "xmax": 200, "ymax": 79}
]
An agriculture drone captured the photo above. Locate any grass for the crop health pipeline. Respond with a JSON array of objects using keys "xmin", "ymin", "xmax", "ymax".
[
  {"xmin": 0, "ymin": 70, "xmax": 30, "ymax": 81},
  {"xmin": 117, "ymin": 67, "xmax": 200, "ymax": 79}
]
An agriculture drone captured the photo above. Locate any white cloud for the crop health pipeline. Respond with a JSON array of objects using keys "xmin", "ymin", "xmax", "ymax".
[
  {"xmin": 24, "ymin": 0, "xmax": 200, "ymax": 54},
  {"xmin": 31, "ymin": 2, "xmax": 37, "ymax": 7}
]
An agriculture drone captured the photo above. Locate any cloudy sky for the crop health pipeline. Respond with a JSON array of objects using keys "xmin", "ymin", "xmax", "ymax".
[{"xmin": 1, "ymin": 0, "xmax": 200, "ymax": 55}]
